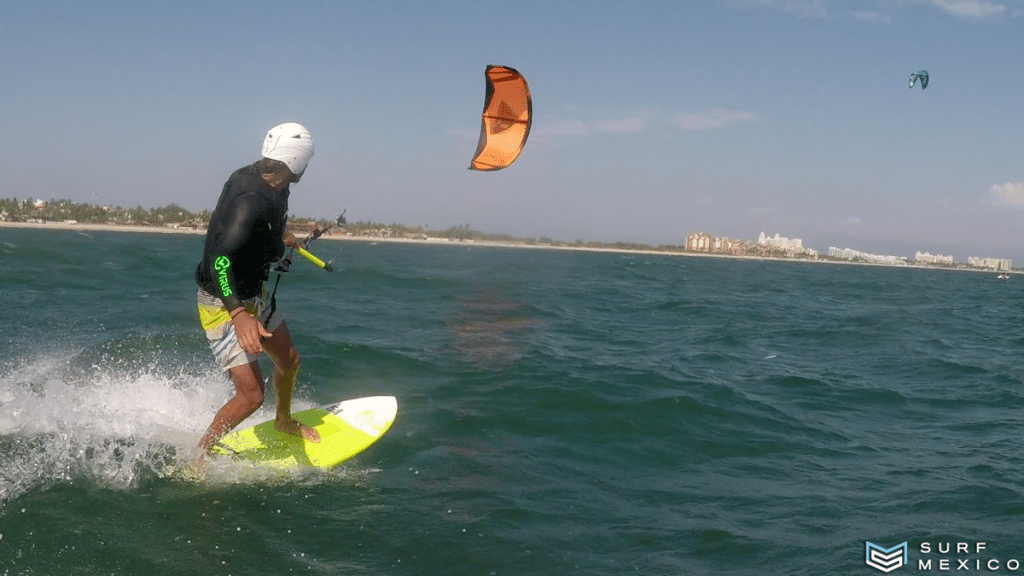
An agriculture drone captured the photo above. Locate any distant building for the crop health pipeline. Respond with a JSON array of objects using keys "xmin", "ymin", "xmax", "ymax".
[
  {"xmin": 685, "ymin": 232, "xmax": 753, "ymax": 256},
  {"xmin": 687, "ymin": 232, "xmax": 713, "ymax": 252},
  {"xmin": 828, "ymin": 247, "xmax": 907, "ymax": 265},
  {"xmin": 759, "ymin": 232, "xmax": 802, "ymax": 251},
  {"xmin": 758, "ymin": 232, "xmax": 817, "ymax": 257},
  {"xmin": 285, "ymin": 220, "xmax": 318, "ymax": 236},
  {"xmin": 914, "ymin": 251, "xmax": 954, "ymax": 266},
  {"xmin": 967, "ymin": 256, "xmax": 1012, "ymax": 271}
]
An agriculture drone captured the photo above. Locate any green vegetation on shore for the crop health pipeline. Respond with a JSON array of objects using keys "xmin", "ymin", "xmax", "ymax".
[
  {"xmin": 1, "ymin": 197, "xmax": 209, "ymax": 228},
  {"xmin": 0, "ymin": 197, "xmax": 687, "ymax": 253}
]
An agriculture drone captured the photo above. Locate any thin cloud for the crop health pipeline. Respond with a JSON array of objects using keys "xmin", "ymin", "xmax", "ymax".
[
  {"xmin": 742, "ymin": 0, "xmax": 831, "ymax": 18},
  {"xmin": 540, "ymin": 120, "xmax": 590, "ymax": 136},
  {"xmin": 668, "ymin": 109, "xmax": 756, "ymax": 130},
  {"xmin": 739, "ymin": 0, "xmax": 1008, "ymax": 20},
  {"xmin": 595, "ymin": 117, "xmax": 649, "ymax": 134},
  {"xmin": 534, "ymin": 107, "xmax": 756, "ymax": 138},
  {"xmin": 929, "ymin": 0, "xmax": 1005, "ymax": 18},
  {"xmin": 853, "ymin": 10, "xmax": 887, "ymax": 22},
  {"xmin": 988, "ymin": 182, "xmax": 1024, "ymax": 208}
]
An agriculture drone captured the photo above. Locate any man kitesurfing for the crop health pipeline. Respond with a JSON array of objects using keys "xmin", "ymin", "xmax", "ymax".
[{"xmin": 192, "ymin": 122, "xmax": 322, "ymax": 471}]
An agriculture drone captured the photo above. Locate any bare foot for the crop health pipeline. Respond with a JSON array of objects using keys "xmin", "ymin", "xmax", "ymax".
[
  {"xmin": 275, "ymin": 419, "xmax": 321, "ymax": 443},
  {"xmin": 180, "ymin": 455, "xmax": 208, "ymax": 481}
]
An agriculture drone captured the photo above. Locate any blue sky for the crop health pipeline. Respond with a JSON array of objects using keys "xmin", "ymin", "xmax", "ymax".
[{"xmin": 3, "ymin": 1, "xmax": 1022, "ymax": 261}]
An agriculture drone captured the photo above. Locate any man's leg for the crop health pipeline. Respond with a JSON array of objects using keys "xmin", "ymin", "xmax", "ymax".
[
  {"xmin": 195, "ymin": 361, "xmax": 266, "ymax": 455},
  {"xmin": 262, "ymin": 320, "xmax": 320, "ymax": 442}
]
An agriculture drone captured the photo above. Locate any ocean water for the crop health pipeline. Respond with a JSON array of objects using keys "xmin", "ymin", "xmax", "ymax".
[{"xmin": 3, "ymin": 226, "xmax": 1024, "ymax": 575}]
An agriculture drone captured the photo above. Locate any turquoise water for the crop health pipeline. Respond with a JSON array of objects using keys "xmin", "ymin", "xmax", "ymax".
[{"xmin": 3, "ymin": 227, "xmax": 1024, "ymax": 575}]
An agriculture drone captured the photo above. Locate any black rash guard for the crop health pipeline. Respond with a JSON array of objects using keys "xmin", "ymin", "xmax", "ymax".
[{"xmin": 195, "ymin": 164, "xmax": 289, "ymax": 311}]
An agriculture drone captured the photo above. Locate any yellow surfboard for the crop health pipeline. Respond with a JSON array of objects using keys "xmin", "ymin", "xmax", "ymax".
[{"xmin": 211, "ymin": 396, "xmax": 397, "ymax": 469}]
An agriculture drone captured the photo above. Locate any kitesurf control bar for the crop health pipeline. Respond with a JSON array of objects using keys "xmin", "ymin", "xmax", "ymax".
[
  {"xmin": 292, "ymin": 211, "xmax": 344, "ymax": 273},
  {"xmin": 296, "ymin": 246, "xmax": 333, "ymax": 272}
]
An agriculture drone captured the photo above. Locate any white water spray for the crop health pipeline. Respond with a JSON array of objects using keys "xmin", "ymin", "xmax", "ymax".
[{"xmin": 0, "ymin": 351, "xmax": 320, "ymax": 505}]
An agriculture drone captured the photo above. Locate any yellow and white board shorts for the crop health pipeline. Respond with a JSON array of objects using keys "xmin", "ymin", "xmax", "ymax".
[{"xmin": 197, "ymin": 287, "xmax": 284, "ymax": 372}]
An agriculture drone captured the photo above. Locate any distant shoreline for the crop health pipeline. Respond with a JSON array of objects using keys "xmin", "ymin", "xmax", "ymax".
[
  {"xmin": 0, "ymin": 220, "xmax": 1015, "ymax": 275},
  {"xmin": 0, "ymin": 220, "xmax": 206, "ymax": 236}
]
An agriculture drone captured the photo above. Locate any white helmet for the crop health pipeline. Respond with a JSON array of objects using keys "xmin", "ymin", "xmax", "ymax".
[{"xmin": 262, "ymin": 122, "xmax": 314, "ymax": 176}]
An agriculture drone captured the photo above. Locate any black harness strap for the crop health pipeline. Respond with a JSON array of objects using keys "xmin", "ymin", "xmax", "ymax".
[{"xmin": 264, "ymin": 273, "xmax": 282, "ymax": 330}]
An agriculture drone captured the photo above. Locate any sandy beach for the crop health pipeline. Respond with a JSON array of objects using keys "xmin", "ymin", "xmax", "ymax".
[
  {"xmin": 0, "ymin": 220, "xmax": 206, "ymax": 236},
  {"xmin": 0, "ymin": 220, "xmax": 691, "ymax": 257},
  {"xmin": 0, "ymin": 220, "xmax": 1014, "ymax": 275}
]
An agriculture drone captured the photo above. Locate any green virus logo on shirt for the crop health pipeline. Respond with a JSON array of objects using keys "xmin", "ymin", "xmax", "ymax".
[{"xmin": 214, "ymin": 256, "xmax": 232, "ymax": 297}]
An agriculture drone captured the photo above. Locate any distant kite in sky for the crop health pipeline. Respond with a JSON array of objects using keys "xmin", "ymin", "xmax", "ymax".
[
  {"xmin": 908, "ymin": 70, "xmax": 929, "ymax": 90},
  {"xmin": 469, "ymin": 65, "xmax": 532, "ymax": 171}
]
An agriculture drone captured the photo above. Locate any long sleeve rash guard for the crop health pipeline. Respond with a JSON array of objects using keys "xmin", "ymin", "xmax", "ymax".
[{"xmin": 195, "ymin": 165, "xmax": 289, "ymax": 311}]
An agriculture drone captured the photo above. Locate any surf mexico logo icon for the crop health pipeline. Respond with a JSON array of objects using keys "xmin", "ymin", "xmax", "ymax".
[{"xmin": 866, "ymin": 541, "xmax": 908, "ymax": 573}]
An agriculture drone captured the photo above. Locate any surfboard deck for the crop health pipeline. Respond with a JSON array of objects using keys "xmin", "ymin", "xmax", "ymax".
[{"xmin": 211, "ymin": 396, "xmax": 397, "ymax": 469}]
